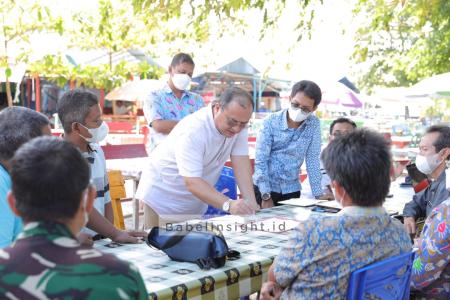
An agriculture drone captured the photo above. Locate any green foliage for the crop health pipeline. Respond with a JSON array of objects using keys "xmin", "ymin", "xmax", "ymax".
[
  {"xmin": 0, "ymin": 0, "xmax": 62, "ymax": 105},
  {"xmin": 132, "ymin": 0, "xmax": 321, "ymax": 43},
  {"xmin": 29, "ymin": 54, "xmax": 164, "ymax": 90},
  {"xmin": 352, "ymin": 0, "xmax": 450, "ymax": 93}
]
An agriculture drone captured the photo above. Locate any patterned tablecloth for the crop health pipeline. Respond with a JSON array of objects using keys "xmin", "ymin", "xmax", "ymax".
[
  {"xmin": 94, "ymin": 205, "xmax": 310, "ymax": 300},
  {"xmin": 94, "ymin": 181, "xmax": 415, "ymax": 299}
]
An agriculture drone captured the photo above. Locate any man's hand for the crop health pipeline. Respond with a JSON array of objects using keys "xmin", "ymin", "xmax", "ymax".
[
  {"xmin": 112, "ymin": 230, "xmax": 147, "ymax": 244},
  {"xmin": 403, "ymin": 217, "xmax": 416, "ymax": 235},
  {"xmin": 316, "ymin": 193, "xmax": 334, "ymax": 201},
  {"xmin": 229, "ymin": 198, "xmax": 256, "ymax": 215},
  {"xmin": 261, "ymin": 197, "xmax": 274, "ymax": 209},
  {"xmin": 260, "ymin": 281, "xmax": 283, "ymax": 300},
  {"xmin": 77, "ymin": 232, "xmax": 94, "ymax": 246}
]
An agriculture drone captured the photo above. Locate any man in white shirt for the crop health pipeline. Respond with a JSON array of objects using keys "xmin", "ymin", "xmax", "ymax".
[{"xmin": 136, "ymin": 87, "xmax": 258, "ymax": 228}]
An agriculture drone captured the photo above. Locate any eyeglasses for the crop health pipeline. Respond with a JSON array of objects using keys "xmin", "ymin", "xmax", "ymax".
[
  {"xmin": 290, "ymin": 102, "xmax": 313, "ymax": 114},
  {"xmin": 225, "ymin": 115, "xmax": 249, "ymax": 129},
  {"xmin": 331, "ymin": 130, "xmax": 351, "ymax": 137}
]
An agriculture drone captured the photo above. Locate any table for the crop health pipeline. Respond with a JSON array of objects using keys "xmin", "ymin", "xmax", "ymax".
[
  {"xmin": 385, "ymin": 178, "xmax": 415, "ymax": 215},
  {"xmin": 94, "ymin": 184, "xmax": 416, "ymax": 300},
  {"xmin": 94, "ymin": 205, "xmax": 311, "ymax": 299}
]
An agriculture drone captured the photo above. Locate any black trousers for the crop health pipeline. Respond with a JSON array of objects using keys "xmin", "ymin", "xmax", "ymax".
[{"xmin": 254, "ymin": 185, "xmax": 301, "ymax": 206}]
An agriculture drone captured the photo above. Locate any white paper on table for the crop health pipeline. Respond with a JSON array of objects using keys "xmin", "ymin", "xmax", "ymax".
[
  {"xmin": 246, "ymin": 217, "xmax": 300, "ymax": 233},
  {"xmin": 278, "ymin": 197, "xmax": 328, "ymax": 207}
]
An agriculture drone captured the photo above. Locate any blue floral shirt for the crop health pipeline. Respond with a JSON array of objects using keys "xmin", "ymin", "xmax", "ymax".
[
  {"xmin": 253, "ymin": 110, "xmax": 323, "ymax": 197},
  {"xmin": 144, "ymin": 84, "xmax": 204, "ymax": 122},
  {"xmin": 143, "ymin": 84, "xmax": 204, "ymax": 149},
  {"xmin": 412, "ymin": 198, "xmax": 450, "ymax": 299},
  {"xmin": 273, "ymin": 206, "xmax": 411, "ymax": 299}
]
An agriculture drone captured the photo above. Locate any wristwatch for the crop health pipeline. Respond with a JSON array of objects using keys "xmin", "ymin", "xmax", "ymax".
[
  {"xmin": 261, "ymin": 193, "xmax": 271, "ymax": 201},
  {"xmin": 222, "ymin": 199, "xmax": 232, "ymax": 212}
]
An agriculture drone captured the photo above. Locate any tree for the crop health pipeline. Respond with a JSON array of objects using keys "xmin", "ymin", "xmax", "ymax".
[
  {"xmin": 132, "ymin": 0, "xmax": 322, "ymax": 42},
  {"xmin": 352, "ymin": 0, "xmax": 450, "ymax": 93},
  {"xmin": 0, "ymin": 0, "xmax": 63, "ymax": 106}
]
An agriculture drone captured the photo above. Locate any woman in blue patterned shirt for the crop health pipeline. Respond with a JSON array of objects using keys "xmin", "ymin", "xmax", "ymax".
[{"xmin": 253, "ymin": 80, "xmax": 325, "ymax": 208}]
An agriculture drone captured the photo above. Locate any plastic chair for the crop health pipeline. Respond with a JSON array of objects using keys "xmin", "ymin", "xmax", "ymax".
[
  {"xmin": 347, "ymin": 251, "xmax": 415, "ymax": 300},
  {"xmin": 203, "ymin": 167, "xmax": 237, "ymax": 218}
]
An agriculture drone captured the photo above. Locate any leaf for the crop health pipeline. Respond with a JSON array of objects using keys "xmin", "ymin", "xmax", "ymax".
[{"xmin": 5, "ymin": 68, "xmax": 12, "ymax": 78}]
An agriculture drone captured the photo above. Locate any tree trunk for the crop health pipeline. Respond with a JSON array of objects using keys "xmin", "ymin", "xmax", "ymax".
[{"xmin": 5, "ymin": 78, "xmax": 12, "ymax": 107}]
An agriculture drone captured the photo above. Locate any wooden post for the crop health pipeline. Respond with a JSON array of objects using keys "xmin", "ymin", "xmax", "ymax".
[
  {"xmin": 99, "ymin": 89, "xmax": 105, "ymax": 109},
  {"xmin": 69, "ymin": 79, "xmax": 75, "ymax": 90},
  {"xmin": 26, "ymin": 78, "xmax": 31, "ymax": 108},
  {"xmin": 35, "ymin": 75, "xmax": 41, "ymax": 112}
]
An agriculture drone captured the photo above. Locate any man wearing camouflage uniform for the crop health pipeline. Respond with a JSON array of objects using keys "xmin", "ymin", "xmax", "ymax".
[{"xmin": 0, "ymin": 137, "xmax": 148, "ymax": 299}]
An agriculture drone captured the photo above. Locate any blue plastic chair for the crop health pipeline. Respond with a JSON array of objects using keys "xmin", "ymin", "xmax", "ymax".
[
  {"xmin": 347, "ymin": 251, "xmax": 415, "ymax": 300},
  {"xmin": 203, "ymin": 167, "xmax": 237, "ymax": 218}
]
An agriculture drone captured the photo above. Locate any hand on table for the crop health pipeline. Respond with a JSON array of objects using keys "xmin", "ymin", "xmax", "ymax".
[
  {"xmin": 77, "ymin": 232, "xmax": 94, "ymax": 246},
  {"xmin": 112, "ymin": 230, "xmax": 147, "ymax": 244},
  {"xmin": 229, "ymin": 198, "xmax": 258, "ymax": 215},
  {"xmin": 260, "ymin": 281, "xmax": 283, "ymax": 300},
  {"xmin": 403, "ymin": 217, "xmax": 416, "ymax": 235},
  {"xmin": 316, "ymin": 193, "xmax": 334, "ymax": 201},
  {"xmin": 261, "ymin": 198, "xmax": 274, "ymax": 209}
]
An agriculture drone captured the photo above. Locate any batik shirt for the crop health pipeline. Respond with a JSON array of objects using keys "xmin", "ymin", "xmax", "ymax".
[
  {"xmin": 0, "ymin": 221, "xmax": 148, "ymax": 299},
  {"xmin": 143, "ymin": 84, "xmax": 204, "ymax": 150},
  {"xmin": 253, "ymin": 109, "xmax": 323, "ymax": 197},
  {"xmin": 273, "ymin": 206, "xmax": 412, "ymax": 299},
  {"xmin": 412, "ymin": 198, "xmax": 450, "ymax": 299}
]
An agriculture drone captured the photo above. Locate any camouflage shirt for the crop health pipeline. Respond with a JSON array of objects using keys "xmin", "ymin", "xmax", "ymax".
[{"xmin": 0, "ymin": 221, "xmax": 148, "ymax": 299}]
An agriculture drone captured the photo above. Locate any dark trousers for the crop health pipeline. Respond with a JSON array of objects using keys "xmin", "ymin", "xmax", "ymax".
[{"xmin": 254, "ymin": 185, "xmax": 301, "ymax": 206}]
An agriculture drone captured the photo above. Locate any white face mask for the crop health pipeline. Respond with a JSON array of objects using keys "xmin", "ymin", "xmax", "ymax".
[
  {"xmin": 288, "ymin": 107, "xmax": 310, "ymax": 123},
  {"xmin": 171, "ymin": 73, "xmax": 191, "ymax": 91},
  {"xmin": 415, "ymin": 153, "xmax": 442, "ymax": 175},
  {"xmin": 79, "ymin": 121, "xmax": 109, "ymax": 143}
]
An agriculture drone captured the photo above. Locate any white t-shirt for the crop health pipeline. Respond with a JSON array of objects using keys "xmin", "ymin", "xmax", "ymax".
[
  {"xmin": 81, "ymin": 143, "xmax": 111, "ymax": 235},
  {"xmin": 135, "ymin": 105, "xmax": 249, "ymax": 219}
]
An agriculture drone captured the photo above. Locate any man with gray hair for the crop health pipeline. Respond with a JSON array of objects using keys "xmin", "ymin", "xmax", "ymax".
[
  {"xmin": 0, "ymin": 107, "xmax": 51, "ymax": 248},
  {"xmin": 57, "ymin": 89, "xmax": 146, "ymax": 244},
  {"xmin": 136, "ymin": 87, "xmax": 259, "ymax": 228}
]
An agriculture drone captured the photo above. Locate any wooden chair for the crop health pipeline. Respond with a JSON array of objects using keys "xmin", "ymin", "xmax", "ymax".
[{"xmin": 107, "ymin": 170, "xmax": 133, "ymax": 230}]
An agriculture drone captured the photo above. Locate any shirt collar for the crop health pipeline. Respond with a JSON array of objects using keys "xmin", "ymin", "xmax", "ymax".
[
  {"xmin": 16, "ymin": 221, "xmax": 79, "ymax": 246},
  {"xmin": 208, "ymin": 104, "xmax": 222, "ymax": 136},
  {"xmin": 162, "ymin": 83, "xmax": 190, "ymax": 98},
  {"xmin": 337, "ymin": 205, "xmax": 387, "ymax": 217}
]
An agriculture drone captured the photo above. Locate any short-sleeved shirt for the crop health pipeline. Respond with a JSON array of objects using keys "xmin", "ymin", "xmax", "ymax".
[
  {"xmin": 0, "ymin": 164, "xmax": 22, "ymax": 248},
  {"xmin": 253, "ymin": 110, "xmax": 323, "ymax": 197},
  {"xmin": 81, "ymin": 143, "xmax": 111, "ymax": 235},
  {"xmin": 273, "ymin": 206, "xmax": 412, "ymax": 299},
  {"xmin": 143, "ymin": 84, "xmax": 204, "ymax": 149},
  {"xmin": 412, "ymin": 198, "xmax": 450, "ymax": 299},
  {"xmin": 136, "ymin": 105, "xmax": 248, "ymax": 218},
  {"xmin": 0, "ymin": 221, "xmax": 148, "ymax": 299}
]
